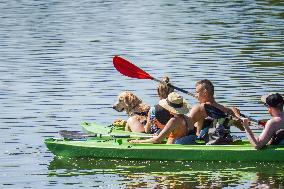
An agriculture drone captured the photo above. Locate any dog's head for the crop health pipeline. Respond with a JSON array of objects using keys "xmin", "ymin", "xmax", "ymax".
[{"xmin": 113, "ymin": 91, "xmax": 142, "ymax": 114}]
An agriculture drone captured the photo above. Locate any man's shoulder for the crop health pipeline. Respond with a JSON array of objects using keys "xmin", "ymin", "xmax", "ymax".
[
  {"xmin": 190, "ymin": 103, "xmax": 205, "ymax": 112},
  {"xmin": 191, "ymin": 103, "xmax": 203, "ymax": 108},
  {"xmin": 189, "ymin": 103, "xmax": 206, "ymax": 119}
]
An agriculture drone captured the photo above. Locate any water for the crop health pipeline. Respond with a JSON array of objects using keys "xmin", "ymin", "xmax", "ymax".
[
  {"xmin": 47, "ymin": 158, "xmax": 284, "ymax": 188},
  {"xmin": 0, "ymin": 0, "xmax": 283, "ymax": 188}
]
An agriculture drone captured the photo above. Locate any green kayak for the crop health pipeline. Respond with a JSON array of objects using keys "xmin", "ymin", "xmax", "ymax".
[
  {"xmin": 45, "ymin": 137, "xmax": 284, "ymax": 162},
  {"xmin": 81, "ymin": 122, "xmax": 151, "ymax": 138}
]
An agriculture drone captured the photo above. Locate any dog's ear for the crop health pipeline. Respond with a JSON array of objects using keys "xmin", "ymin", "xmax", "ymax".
[
  {"xmin": 124, "ymin": 92, "xmax": 134, "ymax": 108},
  {"xmin": 124, "ymin": 92, "xmax": 141, "ymax": 108}
]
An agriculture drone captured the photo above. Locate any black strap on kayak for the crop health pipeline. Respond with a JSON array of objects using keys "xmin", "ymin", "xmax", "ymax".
[
  {"xmin": 58, "ymin": 130, "xmax": 153, "ymax": 140},
  {"xmin": 59, "ymin": 130, "xmax": 131, "ymax": 140}
]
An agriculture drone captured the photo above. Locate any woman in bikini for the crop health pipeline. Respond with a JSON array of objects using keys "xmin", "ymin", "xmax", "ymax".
[
  {"xmin": 144, "ymin": 76, "xmax": 174, "ymax": 134},
  {"xmin": 130, "ymin": 92, "xmax": 196, "ymax": 144}
]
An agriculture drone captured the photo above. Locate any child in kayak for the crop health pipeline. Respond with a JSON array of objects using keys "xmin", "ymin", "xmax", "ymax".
[
  {"xmin": 130, "ymin": 92, "xmax": 196, "ymax": 144},
  {"xmin": 123, "ymin": 76, "xmax": 174, "ymax": 134},
  {"xmin": 144, "ymin": 76, "xmax": 174, "ymax": 134},
  {"xmin": 240, "ymin": 93, "xmax": 284, "ymax": 149}
]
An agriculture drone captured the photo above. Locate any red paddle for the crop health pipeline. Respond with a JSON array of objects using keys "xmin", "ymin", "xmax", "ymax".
[
  {"xmin": 113, "ymin": 55, "xmax": 195, "ymax": 97},
  {"xmin": 113, "ymin": 55, "xmax": 266, "ymax": 127}
]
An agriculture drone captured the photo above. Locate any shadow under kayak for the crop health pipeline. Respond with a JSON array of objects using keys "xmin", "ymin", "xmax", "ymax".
[{"xmin": 44, "ymin": 137, "xmax": 284, "ymax": 162}]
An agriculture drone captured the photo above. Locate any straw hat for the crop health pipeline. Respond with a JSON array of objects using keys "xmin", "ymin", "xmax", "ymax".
[{"xmin": 158, "ymin": 92, "xmax": 190, "ymax": 114}]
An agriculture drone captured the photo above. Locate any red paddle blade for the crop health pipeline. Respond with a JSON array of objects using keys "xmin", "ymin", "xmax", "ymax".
[{"xmin": 113, "ymin": 56, "xmax": 153, "ymax": 80}]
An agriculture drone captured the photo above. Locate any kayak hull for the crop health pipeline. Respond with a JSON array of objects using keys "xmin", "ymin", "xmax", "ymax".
[{"xmin": 45, "ymin": 138, "xmax": 284, "ymax": 162}]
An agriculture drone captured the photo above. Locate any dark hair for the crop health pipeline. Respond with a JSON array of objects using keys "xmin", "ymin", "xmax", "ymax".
[
  {"xmin": 154, "ymin": 104, "xmax": 173, "ymax": 125},
  {"xmin": 276, "ymin": 104, "xmax": 283, "ymax": 111},
  {"xmin": 196, "ymin": 79, "xmax": 214, "ymax": 96},
  {"xmin": 157, "ymin": 76, "xmax": 174, "ymax": 99},
  {"xmin": 266, "ymin": 93, "xmax": 284, "ymax": 111}
]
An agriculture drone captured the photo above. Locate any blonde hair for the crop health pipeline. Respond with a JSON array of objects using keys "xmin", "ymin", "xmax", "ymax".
[{"xmin": 157, "ymin": 76, "xmax": 174, "ymax": 99}]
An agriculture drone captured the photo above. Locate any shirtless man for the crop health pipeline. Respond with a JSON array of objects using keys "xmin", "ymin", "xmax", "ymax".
[
  {"xmin": 188, "ymin": 79, "xmax": 243, "ymax": 144},
  {"xmin": 242, "ymin": 93, "xmax": 284, "ymax": 149},
  {"xmin": 188, "ymin": 79, "xmax": 244, "ymax": 145}
]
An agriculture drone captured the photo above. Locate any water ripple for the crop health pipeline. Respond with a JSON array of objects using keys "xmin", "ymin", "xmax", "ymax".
[{"xmin": 0, "ymin": 0, "xmax": 284, "ymax": 188}]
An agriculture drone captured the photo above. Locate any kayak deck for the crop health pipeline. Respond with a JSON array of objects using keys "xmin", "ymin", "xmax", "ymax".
[
  {"xmin": 81, "ymin": 122, "xmax": 151, "ymax": 137},
  {"xmin": 45, "ymin": 137, "xmax": 284, "ymax": 162}
]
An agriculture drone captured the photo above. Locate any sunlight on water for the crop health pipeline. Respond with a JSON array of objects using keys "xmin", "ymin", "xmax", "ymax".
[
  {"xmin": 0, "ymin": 0, "xmax": 284, "ymax": 188},
  {"xmin": 46, "ymin": 158, "xmax": 284, "ymax": 188}
]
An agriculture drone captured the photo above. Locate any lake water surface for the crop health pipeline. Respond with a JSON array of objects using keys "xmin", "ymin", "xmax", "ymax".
[{"xmin": 0, "ymin": 0, "xmax": 284, "ymax": 188}]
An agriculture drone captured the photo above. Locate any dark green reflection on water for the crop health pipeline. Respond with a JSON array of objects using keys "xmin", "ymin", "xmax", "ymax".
[{"xmin": 49, "ymin": 157, "xmax": 284, "ymax": 188}]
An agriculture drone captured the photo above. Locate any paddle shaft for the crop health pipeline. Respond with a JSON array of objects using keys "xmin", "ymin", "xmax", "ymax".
[
  {"xmin": 154, "ymin": 77, "xmax": 267, "ymax": 127},
  {"xmin": 155, "ymin": 77, "xmax": 266, "ymax": 126},
  {"xmin": 152, "ymin": 77, "xmax": 195, "ymax": 97}
]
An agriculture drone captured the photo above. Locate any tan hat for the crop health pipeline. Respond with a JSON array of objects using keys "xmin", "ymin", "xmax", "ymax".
[{"xmin": 158, "ymin": 92, "xmax": 190, "ymax": 114}]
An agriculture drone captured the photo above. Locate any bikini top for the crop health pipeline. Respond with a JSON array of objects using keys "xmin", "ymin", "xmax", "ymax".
[
  {"xmin": 154, "ymin": 104, "xmax": 173, "ymax": 125},
  {"xmin": 151, "ymin": 104, "xmax": 174, "ymax": 129},
  {"xmin": 151, "ymin": 105, "xmax": 195, "ymax": 139}
]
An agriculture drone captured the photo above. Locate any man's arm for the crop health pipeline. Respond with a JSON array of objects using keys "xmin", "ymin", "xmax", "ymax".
[
  {"xmin": 188, "ymin": 104, "xmax": 205, "ymax": 135},
  {"xmin": 228, "ymin": 107, "xmax": 245, "ymax": 131},
  {"xmin": 144, "ymin": 111, "xmax": 152, "ymax": 133},
  {"xmin": 152, "ymin": 117, "xmax": 178, "ymax": 143},
  {"xmin": 130, "ymin": 117, "xmax": 178, "ymax": 144},
  {"xmin": 242, "ymin": 118, "xmax": 258, "ymax": 147},
  {"xmin": 242, "ymin": 118, "xmax": 273, "ymax": 149}
]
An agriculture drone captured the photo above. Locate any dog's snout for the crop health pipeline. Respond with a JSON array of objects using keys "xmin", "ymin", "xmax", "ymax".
[{"xmin": 113, "ymin": 102, "xmax": 124, "ymax": 112}]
